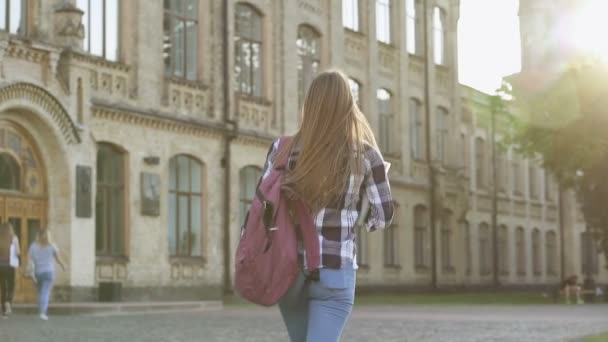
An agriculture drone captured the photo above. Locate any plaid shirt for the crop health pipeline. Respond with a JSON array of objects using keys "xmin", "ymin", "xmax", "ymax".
[{"xmin": 261, "ymin": 138, "xmax": 394, "ymax": 270}]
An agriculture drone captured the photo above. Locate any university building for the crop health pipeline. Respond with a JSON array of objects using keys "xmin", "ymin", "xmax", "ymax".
[{"xmin": 0, "ymin": 0, "xmax": 605, "ymax": 303}]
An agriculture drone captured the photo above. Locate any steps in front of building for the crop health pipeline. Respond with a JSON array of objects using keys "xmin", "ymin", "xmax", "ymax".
[{"xmin": 12, "ymin": 300, "xmax": 223, "ymax": 316}]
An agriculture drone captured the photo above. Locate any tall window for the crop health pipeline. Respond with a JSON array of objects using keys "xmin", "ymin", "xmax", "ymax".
[
  {"xmin": 440, "ymin": 210, "xmax": 453, "ymax": 272},
  {"xmin": 532, "ymin": 228, "xmax": 541, "ymax": 275},
  {"xmin": 498, "ymin": 225, "xmax": 509, "ymax": 275},
  {"xmin": 239, "ymin": 166, "xmax": 261, "ymax": 227},
  {"xmin": 297, "ymin": 25, "xmax": 321, "ymax": 108},
  {"xmin": 342, "ymin": 0, "xmax": 359, "ymax": 31},
  {"xmin": 581, "ymin": 232, "xmax": 599, "ymax": 275},
  {"xmin": 377, "ymin": 88, "xmax": 394, "ymax": 154},
  {"xmin": 383, "ymin": 203, "xmax": 399, "ymax": 267},
  {"xmin": 461, "ymin": 133, "xmax": 468, "ymax": 174},
  {"xmin": 0, "ymin": 0, "xmax": 25, "ymax": 34},
  {"xmin": 463, "ymin": 221, "xmax": 472, "ymax": 275},
  {"xmin": 475, "ymin": 138, "xmax": 485, "ymax": 189},
  {"xmin": 513, "ymin": 156, "xmax": 522, "ymax": 195},
  {"xmin": 168, "ymin": 155, "xmax": 203, "ymax": 257},
  {"xmin": 376, "ymin": 0, "xmax": 391, "ymax": 43},
  {"xmin": 544, "ymin": 170, "xmax": 553, "ymax": 201},
  {"xmin": 529, "ymin": 164, "xmax": 538, "ymax": 199},
  {"xmin": 497, "ymin": 151, "xmax": 507, "ymax": 192},
  {"xmin": 433, "ymin": 7, "xmax": 446, "ymax": 65},
  {"xmin": 436, "ymin": 107, "xmax": 449, "ymax": 165},
  {"xmin": 516, "ymin": 227, "xmax": 526, "ymax": 275},
  {"xmin": 348, "ymin": 78, "xmax": 361, "ymax": 107},
  {"xmin": 406, "ymin": 0, "xmax": 423, "ymax": 55},
  {"xmin": 546, "ymin": 231, "xmax": 557, "ymax": 276},
  {"xmin": 356, "ymin": 224, "xmax": 368, "ymax": 267},
  {"xmin": 478, "ymin": 223, "xmax": 491, "ymax": 275},
  {"xmin": 235, "ymin": 3, "xmax": 263, "ymax": 97},
  {"xmin": 163, "ymin": 0, "xmax": 198, "ymax": 80},
  {"xmin": 77, "ymin": 0, "xmax": 119, "ymax": 61},
  {"xmin": 414, "ymin": 205, "xmax": 428, "ymax": 270},
  {"xmin": 96, "ymin": 143, "xmax": 126, "ymax": 256},
  {"xmin": 409, "ymin": 98, "xmax": 424, "ymax": 160}
]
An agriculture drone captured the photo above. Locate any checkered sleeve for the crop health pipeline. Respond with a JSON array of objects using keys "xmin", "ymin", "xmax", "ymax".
[{"xmin": 363, "ymin": 146, "xmax": 394, "ymax": 232}]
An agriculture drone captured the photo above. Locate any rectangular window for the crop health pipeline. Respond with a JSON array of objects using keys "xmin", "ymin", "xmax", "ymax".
[
  {"xmin": 414, "ymin": 206, "xmax": 428, "ymax": 270},
  {"xmin": 406, "ymin": 0, "xmax": 416, "ymax": 54},
  {"xmin": 513, "ymin": 157, "xmax": 521, "ymax": 195},
  {"xmin": 77, "ymin": 0, "xmax": 120, "ymax": 61},
  {"xmin": 475, "ymin": 138, "xmax": 485, "ymax": 189},
  {"xmin": 383, "ymin": 224, "xmax": 398, "ymax": 267},
  {"xmin": 96, "ymin": 144, "xmax": 126, "ymax": 256},
  {"xmin": 0, "ymin": 0, "xmax": 25, "ymax": 34},
  {"xmin": 377, "ymin": 89, "xmax": 393, "ymax": 154},
  {"xmin": 436, "ymin": 107, "xmax": 448, "ymax": 165},
  {"xmin": 433, "ymin": 7, "xmax": 446, "ymax": 65},
  {"xmin": 376, "ymin": 0, "xmax": 391, "ymax": 43},
  {"xmin": 164, "ymin": 0, "xmax": 199, "ymax": 80},
  {"xmin": 235, "ymin": 4, "xmax": 263, "ymax": 97},
  {"xmin": 410, "ymin": 99, "xmax": 424, "ymax": 160},
  {"xmin": 342, "ymin": 0, "xmax": 359, "ymax": 31},
  {"xmin": 440, "ymin": 213, "xmax": 452, "ymax": 272},
  {"xmin": 516, "ymin": 228, "xmax": 526, "ymax": 275},
  {"xmin": 529, "ymin": 164, "xmax": 538, "ymax": 199}
]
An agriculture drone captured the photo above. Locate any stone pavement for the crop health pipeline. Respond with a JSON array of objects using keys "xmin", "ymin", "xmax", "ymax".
[{"xmin": 1, "ymin": 304, "xmax": 607, "ymax": 342}]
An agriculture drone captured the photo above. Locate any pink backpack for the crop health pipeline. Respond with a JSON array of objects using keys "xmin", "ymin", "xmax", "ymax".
[{"xmin": 235, "ymin": 137, "xmax": 320, "ymax": 306}]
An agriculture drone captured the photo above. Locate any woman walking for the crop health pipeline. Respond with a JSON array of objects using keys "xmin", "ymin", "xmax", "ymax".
[
  {"xmin": 6, "ymin": 223, "xmax": 20, "ymax": 315},
  {"xmin": 0, "ymin": 223, "xmax": 14, "ymax": 318},
  {"xmin": 262, "ymin": 70, "xmax": 394, "ymax": 341},
  {"xmin": 28, "ymin": 229, "xmax": 66, "ymax": 320}
]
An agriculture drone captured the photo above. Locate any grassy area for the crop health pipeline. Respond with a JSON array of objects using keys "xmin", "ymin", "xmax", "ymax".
[
  {"xmin": 224, "ymin": 292, "xmax": 556, "ymax": 306},
  {"xmin": 580, "ymin": 333, "xmax": 608, "ymax": 342}
]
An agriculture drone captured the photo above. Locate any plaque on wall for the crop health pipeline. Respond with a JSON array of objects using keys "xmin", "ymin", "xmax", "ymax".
[
  {"xmin": 76, "ymin": 165, "xmax": 92, "ymax": 218},
  {"xmin": 141, "ymin": 172, "xmax": 161, "ymax": 216}
]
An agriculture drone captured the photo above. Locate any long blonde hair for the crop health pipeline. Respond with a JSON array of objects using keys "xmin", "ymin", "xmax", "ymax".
[
  {"xmin": 0, "ymin": 223, "xmax": 14, "ymax": 258},
  {"xmin": 37, "ymin": 229, "xmax": 53, "ymax": 247},
  {"xmin": 279, "ymin": 70, "xmax": 378, "ymax": 211}
]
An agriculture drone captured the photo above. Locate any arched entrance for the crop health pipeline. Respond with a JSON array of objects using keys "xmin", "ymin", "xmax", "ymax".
[{"xmin": 0, "ymin": 120, "xmax": 47, "ymax": 303}]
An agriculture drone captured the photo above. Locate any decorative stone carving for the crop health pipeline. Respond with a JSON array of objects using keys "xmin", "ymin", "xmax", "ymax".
[
  {"xmin": 409, "ymin": 56, "xmax": 425, "ymax": 86},
  {"xmin": 237, "ymin": 96, "xmax": 275, "ymax": 134},
  {"xmin": 297, "ymin": 0, "xmax": 322, "ymax": 14},
  {"xmin": 54, "ymin": 2, "xmax": 85, "ymax": 50},
  {"xmin": 163, "ymin": 79, "xmax": 210, "ymax": 119},
  {"xmin": 0, "ymin": 82, "xmax": 81, "ymax": 144}
]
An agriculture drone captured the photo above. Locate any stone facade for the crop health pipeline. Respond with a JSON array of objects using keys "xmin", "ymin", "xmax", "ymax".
[{"xmin": 0, "ymin": 0, "xmax": 604, "ymax": 303}]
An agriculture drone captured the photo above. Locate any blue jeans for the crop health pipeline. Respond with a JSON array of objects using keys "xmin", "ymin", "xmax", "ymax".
[
  {"xmin": 35, "ymin": 272, "xmax": 54, "ymax": 315},
  {"xmin": 279, "ymin": 269, "xmax": 356, "ymax": 342}
]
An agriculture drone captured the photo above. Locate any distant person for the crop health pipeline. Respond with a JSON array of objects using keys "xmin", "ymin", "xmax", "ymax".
[
  {"xmin": 262, "ymin": 70, "xmax": 394, "ymax": 341},
  {"xmin": 28, "ymin": 229, "xmax": 66, "ymax": 320},
  {"xmin": 0, "ymin": 222, "xmax": 15, "ymax": 318},
  {"xmin": 7, "ymin": 223, "xmax": 20, "ymax": 315},
  {"xmin": 560, "ymin": 275, "xmax": 581, "ymax": 304}
]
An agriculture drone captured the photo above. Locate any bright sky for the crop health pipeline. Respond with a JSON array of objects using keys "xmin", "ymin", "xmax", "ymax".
[{"xmin": 458, "ymin": 0, "xmax": 521, "ymax": 94}]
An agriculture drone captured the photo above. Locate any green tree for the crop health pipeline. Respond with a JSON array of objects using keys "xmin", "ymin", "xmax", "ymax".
[{"xmin": 504, "ymin": 60, "xmax": 608, "ymax": 266}]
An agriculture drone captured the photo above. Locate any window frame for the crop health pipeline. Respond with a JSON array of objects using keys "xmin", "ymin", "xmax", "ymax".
[
  {"xmin": 475, "ymin": 137, "xmax": 486, "ymax": 189},
  {"xmin": 0, "ymin": 0, "xmax": 27, "ymax": 35},
  {"xmin": 414, "ymin": 205, "xmax": 428, "ymax": 270},
  {"xmin": 436, "ymin": 106, "xmax": 449, "ymax": 165},
  {"xmin": 239, "ymin": 165, "xmax": 262, "ymax": 228},
  {"xmin": 95, "ymin": 142, "xmax": 127, "ymax": 258},
  {"xmin": 478, "ymin": 222, "xmax": 491, "ymax": 276},
  {"xmin": 516, "ymin": 227, "xmax": 526, "ymax": 276},
  {"xmin": 546, "ymin": 231, "xmax": 557, "ymax": 276},
  {"xmin": 532, "ymin": 228, "xmax": 541, "ymax": 276},
  {"xmin": 376, "ymin": 0, "xmax": 391, "ymax": 44},
  {"xmin": 78, "ymin": 0, "xmax": 121, "ymax": 61},
  {"xmin": 163, "ymin": 0, "xmax": 199, "ymax": 80},
  {"xmin": 234, "ymin": 2, "xmax": 264, "ymax": 97},
  {"xmin": 433, "ymin": 6, "xmax": 447, "ymax": 65},
  {"xmin": 168, "ymin": 154, "xmax": 205, "ymax": 258},
  {"xmin": 409, "ymin": 98, "xmax": 424, "ymax": 161},
  {"xmin": 498, "ymin": 225, "xmax": 509, "ymax": 275},
  {"xmin": 297, "ymin": 24, "xmax": 321, "ymax": 109},
  {"xmin": 342, "ymin": 0, "xmax": 360, "ymax": 32},
  {"xmin": 440, "ymin": 210, "xmax": 453, "ymax": 272}
]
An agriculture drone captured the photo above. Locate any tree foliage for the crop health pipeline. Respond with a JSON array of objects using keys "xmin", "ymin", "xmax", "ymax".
[{"xmin": 504, "ymin": 60, "xmax": 608, "ymax": 264}]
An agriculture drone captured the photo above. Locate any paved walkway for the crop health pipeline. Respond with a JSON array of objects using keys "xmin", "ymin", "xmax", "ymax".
[{"xmin": 1, "ymin": 304, "xmax": 607, "ymax": 341}]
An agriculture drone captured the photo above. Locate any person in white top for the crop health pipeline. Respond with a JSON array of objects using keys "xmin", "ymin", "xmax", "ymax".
[{"xmin": 7, "ymin": 227, "xmax": 20, "ymax": 315}]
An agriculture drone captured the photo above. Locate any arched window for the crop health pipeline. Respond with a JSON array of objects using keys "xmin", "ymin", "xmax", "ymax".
[
  {"xmin": 239, "ymin": 166, "xmax": 261, "ymax": 227},
  {"xmin": 516, "ymin": 226, "xmax": 526, "ymax": 275},
  {"xmin": 463, "ymin": 221, "xmax": 471, "ymax": 275},
  {"xmin": 77, "ymin": 0, "xmax": 120, "ymax": 61},
  {"xmin": 498, "ymin": 225, "xmax": 509, "ymax": 275},
  {"xmin": 235, "ymin": 3, "xmax": 263, "ymax": 96},
  {"xmin": 436, "ymin": 107, "xmax": 449, "ymax": 165},
  {"xmin": 0, "ymin": 0, "xmax": 26, "ymax": 35},
  {"xmin": 348, "ymin": 78, "xmax": 361, "ymax": 107},
  {"xmin": 406, "ymin": 0, "xmax": 423, "ymax": 55},
  {"xmin": 96, "ymin": 143, "xmax": 126, "ymax": 256},
  {"xmin": 532, "ymin": 228, "xmax": 541, "ymax": 275},
  {"xmin": 409, "ymin": 98, "xmax": 424, "ymax": 160},
  {"xmin": 433, "ymin": 6, "xmax": 446, "ymax": 65},
  {"xmin": 478, "ymin": 222, "xmax": 491, "ymax": 275},
  {"xmin": 414, "ymin": 205, "xmax": 428, "ymax": 270},
  {"xmin": 440, "ymin": 209, "xmax": 453, "ymax": 272},
  {"xmin": 0, "ymin": 153, "xmax": 20, "ymax": 190},
  {"xmin": 342, "ymin": 0, "xmax": 360, "ymax": 31},
  {"xmin": 163, "ymin": 0, "xmax": 199, "ymax": 80},
  {"xmin": 376, "ymin": 0, "xmax": 391, "ymax": 43},
  {"xmin": 475, "ymin": 137, "xmax": 486, "ymax": 189},
  {"xmin": 168, "ymin": 155, "xmax": 203, "ymax": 257},
  {"xmin": 383, "ymin": 202, "xmax": 399, "ymax": 267},
  {"xmin": 546, "ymin": 231, "xmax": 557, "ymax": 276},
  {"xmin": 297, "ymin": 25, "xmax": 321, "ymax": 108},
  {"xmin": 377, "ymin": 88, "xmax": 394, "ymax": 154}
]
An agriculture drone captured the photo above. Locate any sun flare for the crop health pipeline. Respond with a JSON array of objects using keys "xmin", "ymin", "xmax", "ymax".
[{"xmin": 570, "ymin": 0, "xmax": 608, "ymax": 62}]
